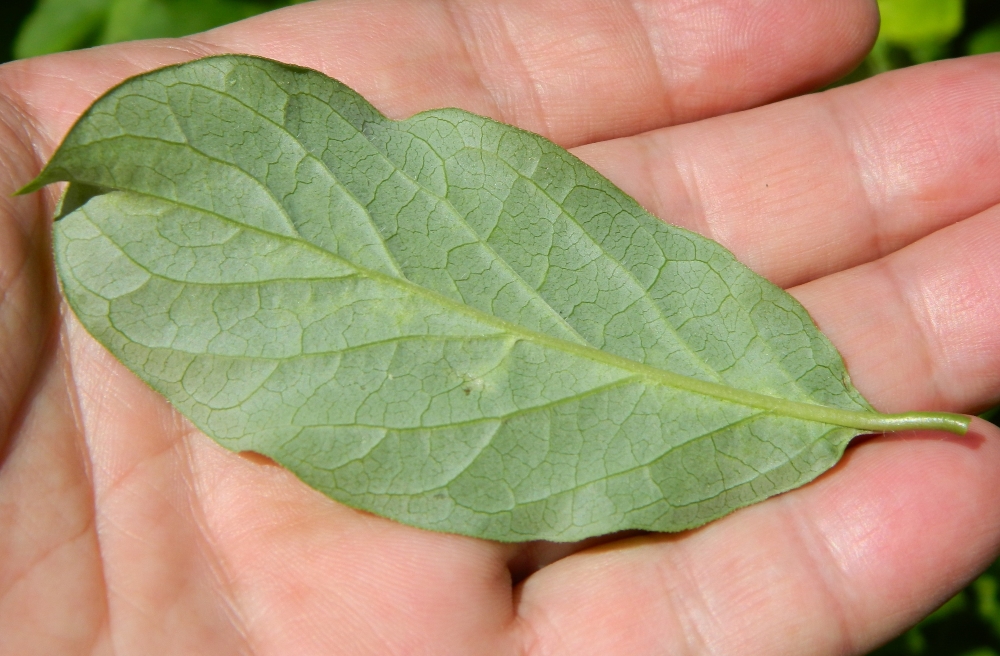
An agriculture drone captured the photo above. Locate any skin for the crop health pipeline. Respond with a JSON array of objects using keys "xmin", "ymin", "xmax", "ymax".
[{"xmin": 1, "ymin": 0, "xmax": 1000, "ymax": 653}]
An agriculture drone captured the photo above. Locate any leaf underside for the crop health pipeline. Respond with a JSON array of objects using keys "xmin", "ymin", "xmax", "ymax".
[{"xmin": 35, "ymin": 55, "xmax": 883, "ymax": 542}]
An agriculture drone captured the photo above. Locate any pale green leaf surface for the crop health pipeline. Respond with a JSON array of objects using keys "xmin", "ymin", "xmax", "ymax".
[{"xmin": 28, "ymin": 56, "xmax": 968, "ymax": 541}]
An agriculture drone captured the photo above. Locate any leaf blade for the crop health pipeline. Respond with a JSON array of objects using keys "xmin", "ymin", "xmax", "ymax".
[{"xmin": 37, "ymin": 55, "xmax": 968, "ymax": 541}]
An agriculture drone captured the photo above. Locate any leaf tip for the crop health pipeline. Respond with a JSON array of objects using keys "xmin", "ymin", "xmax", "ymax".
[
  {"xmin": 13, "ymin": 164, "xmax": 65, "ymax": 197},
  {"xmin": 13, "ymin": 175, "xmax": 47, "ymax": 197}
]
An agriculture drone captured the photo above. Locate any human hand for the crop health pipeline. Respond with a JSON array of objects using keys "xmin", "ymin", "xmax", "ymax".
[{"xmin": 2, "ymin": 1, "xmax": 1000, "ymax": 654}]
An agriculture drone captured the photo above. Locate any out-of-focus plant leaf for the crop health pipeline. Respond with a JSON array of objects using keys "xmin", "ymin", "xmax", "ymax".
[
  {"xmin": 13, "ymin": 0, "xmax": 111, "ymax": 59},
  {"xmin": 98, "ymin": 0, "xmax": 273, "ymax": 45},
  {"xmin": 13, "ymin": 0, "xmax": 308, "ymax": 58},
  {"xmin": 968, "ymin": 21, "xmax": 1000, "ymax": 54},
  {"xmin": 975, "ymin": 574, "xmax": 1000, "ymax": 638},
  {"xmin": 827, "ymin": 0, "xmax": 967, "ymax": 88},
  {"xmin": 981, "ymin": 404, "xmax": 1000, "ymax": 426},
  {"xmin": 879, "ymin": 0, "xmax": 965, "ymax": 45},
  {"xmin": 876, "ymin": 0, "xmax": 965, "ymax": 64}
]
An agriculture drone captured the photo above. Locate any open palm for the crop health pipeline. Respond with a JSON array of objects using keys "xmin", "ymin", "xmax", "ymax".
[{"xmin": 3, "ymin": 1, "xmax": 1000, "ymax": 654}]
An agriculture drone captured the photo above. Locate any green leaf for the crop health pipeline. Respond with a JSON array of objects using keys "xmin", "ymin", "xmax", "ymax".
[
  {"xmin": 24, "ymin": 55, "xmax": 968, "ymax": 542},
  {"xmin": 13, "ymin": 0, "xmax": 111, "ymax": 59}
]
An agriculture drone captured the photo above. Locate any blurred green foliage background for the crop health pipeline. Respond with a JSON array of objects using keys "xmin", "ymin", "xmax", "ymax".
[
  {"xmin": 3, "ymin": 0, "xmax": 307, "ymax": 60},
  {"xmin": 1, "ymin": 0, "xmax": 999, "ymax": 653},
  {"xmin": 841, "ymin": 0, "xmax": 1000, "ymax": 84}
]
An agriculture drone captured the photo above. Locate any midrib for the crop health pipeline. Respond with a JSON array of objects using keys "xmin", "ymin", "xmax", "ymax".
[{"xmin": 77, "ymin": 189, "xmax": 968, "ymax": 436}]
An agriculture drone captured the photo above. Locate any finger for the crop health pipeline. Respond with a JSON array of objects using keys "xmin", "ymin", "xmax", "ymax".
[
  {"xmin": 200, "ymin": 0, "xmax": 878, "ymax": 146},
  {"xmin": 187, "ymin": 440, "xmax": 520, "ymax": 654},
  {"xmin": 0, "ymin": 340, "xmax": 111, "ymax": 654},
  {"xmin": 514, "ymin": 418, "xmax": 1000, "ymax": 656},
  {"xmin": 0, "ymin": 85, "xmax": 60, "ymax": 446},
  {"xmin": 791, "ymin": 202, "xmax": 1000, "ymax": 416},
  {"xmin": 3, "ymin": 0, "xmax": 877, "ymax": 154},
  {"xmin": 575, "ymin": 54, "xmax": 1000, "ymax": 287}
]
